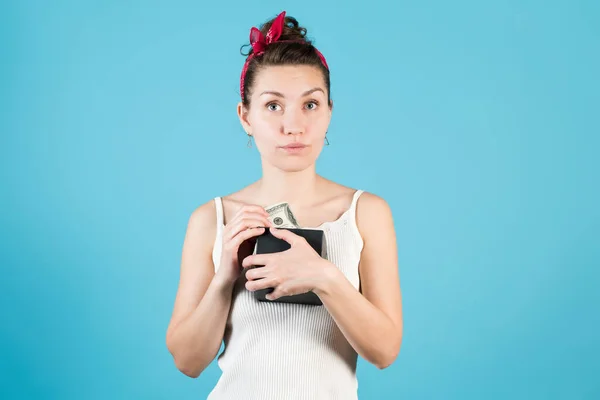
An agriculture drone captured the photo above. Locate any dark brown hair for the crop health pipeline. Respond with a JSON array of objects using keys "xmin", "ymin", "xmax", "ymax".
[{"xmin": 240, "ymin": 14, "xmax": 331, "ymax": 108}]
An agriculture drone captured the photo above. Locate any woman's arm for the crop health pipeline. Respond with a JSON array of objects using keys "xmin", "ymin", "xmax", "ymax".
[
  {"xmin": 165, "ymin": 201, "xmax": 234, "ymax": 378},
  {"xmin": 314, "ymin": 193, "xmax": 404, "ymax": 369}
]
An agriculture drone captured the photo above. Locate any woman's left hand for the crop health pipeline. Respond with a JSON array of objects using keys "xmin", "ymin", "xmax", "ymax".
[{"xmin": 241, "ymin": 228, "xmax": 335, "ymax": 300}]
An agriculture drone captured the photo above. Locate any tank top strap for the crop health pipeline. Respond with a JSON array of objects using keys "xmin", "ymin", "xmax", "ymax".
[
  {"xmin": 348, "ymin": 189, "xmax": 364, "ymax": 225},
  {"xmin": 349, "ymin": 189, "xmax": 364, "ymax": 211},
  {"xmin": 212, "ymin": 197, "xmax": 224, "ymax": 270},
  {"xmin": 214, "ymin": 197, "xmax": 224, "ymax": 228}
]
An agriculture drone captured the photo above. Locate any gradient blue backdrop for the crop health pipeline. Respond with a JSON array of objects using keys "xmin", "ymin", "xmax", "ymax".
[{"xmin": 1, "ymin": 0, "xmax": 598, "ymax": 399}]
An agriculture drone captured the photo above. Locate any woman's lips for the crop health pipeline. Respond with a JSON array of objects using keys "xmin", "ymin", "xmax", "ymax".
[{"xmin": 280, "ymin": 143, "xmax": 308, "ymax": 153}]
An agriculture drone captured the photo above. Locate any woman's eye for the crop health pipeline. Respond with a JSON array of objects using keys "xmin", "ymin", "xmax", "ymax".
[
  {"xmin": 305, "ymin": 101, "xmax": 318, "ymax": 110},
  {"xmin": 267, "ymin": 103, "xmax": 281, "ymax": 111}
]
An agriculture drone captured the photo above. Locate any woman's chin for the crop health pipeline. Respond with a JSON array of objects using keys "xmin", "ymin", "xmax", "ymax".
[{"xmin": 271, "ymin": 157, "xmax": 316, "ymax": 173}]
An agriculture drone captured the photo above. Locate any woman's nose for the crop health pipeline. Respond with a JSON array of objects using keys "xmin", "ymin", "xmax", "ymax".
[{"xmin": 282, "ymin": 109, "xmax": 305, "ymax": 135}]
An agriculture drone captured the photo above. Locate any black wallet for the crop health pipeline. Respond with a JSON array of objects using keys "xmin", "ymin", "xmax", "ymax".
[{"xmin": 246, "ymin": 228, "xmax": 326, "ymax": 306}]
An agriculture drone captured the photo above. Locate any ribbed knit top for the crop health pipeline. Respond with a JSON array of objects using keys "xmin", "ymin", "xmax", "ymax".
[{"xmin": 207, "ymin": 190, "xmax": 364, "ymax": 400}]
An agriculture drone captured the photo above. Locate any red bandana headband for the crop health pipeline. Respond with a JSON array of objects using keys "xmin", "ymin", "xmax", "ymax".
[{"xmin": 239, "ymin": 11, "xmax": 329, "ymax": 101}]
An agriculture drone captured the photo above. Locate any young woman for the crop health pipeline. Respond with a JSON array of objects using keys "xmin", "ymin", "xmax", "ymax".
[{"xmin": 166, "ymin": 11, "xmax": 403, "ymax": 399}]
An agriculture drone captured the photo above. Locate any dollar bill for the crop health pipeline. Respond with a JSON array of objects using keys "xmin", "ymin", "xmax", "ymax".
[{"xmin": 264, "ymin": 202, "xmax": 300, "ymax": 229}]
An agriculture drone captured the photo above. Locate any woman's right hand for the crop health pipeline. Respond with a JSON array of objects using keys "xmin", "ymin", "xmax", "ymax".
[{"xmin": 215, "ymin": 204, "xmax": 273, "ymax": 286}]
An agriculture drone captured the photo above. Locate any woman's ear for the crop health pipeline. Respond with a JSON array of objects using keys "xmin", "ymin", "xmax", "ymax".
[{"xmin": 237, "ymin": 102, "xmax": 252, "ymax": 135}]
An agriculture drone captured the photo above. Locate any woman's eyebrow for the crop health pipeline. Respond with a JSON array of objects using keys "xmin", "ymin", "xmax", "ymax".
[{"xmin": 260, "ymin": 88, "xmax": 325, "ymax": 97}]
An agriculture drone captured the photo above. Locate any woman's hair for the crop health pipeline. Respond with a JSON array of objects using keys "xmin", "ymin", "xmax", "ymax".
[{"xmin": 239, "ymin": 12, "xmax": 331, "ymax": 108}]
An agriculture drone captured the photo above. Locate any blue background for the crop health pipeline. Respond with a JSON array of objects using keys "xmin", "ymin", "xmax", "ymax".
[{"xmin": 1, "ymin": 0, "xmax": 598, "ymax": 399}]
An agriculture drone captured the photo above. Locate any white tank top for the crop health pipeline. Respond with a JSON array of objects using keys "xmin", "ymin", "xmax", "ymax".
[{"xmin": 207, "ymin": 190, "xmax": 364, "ymax": 400}]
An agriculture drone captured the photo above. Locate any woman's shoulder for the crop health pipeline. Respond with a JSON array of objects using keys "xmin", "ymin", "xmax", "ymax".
[
  {"xmin": 186, "ymin": 198, "xmax": 218, "ymax": 232},
  {"xmin": 354, "ymin": 190, "xmax": 395, "ymax": 235},
  {"xmin": 179, "ymin": 198, "xmax": 220, "ymax": 255},
  {"xmin": 356, "ymin": 190, "xmax": 390, "ymax": 209}
]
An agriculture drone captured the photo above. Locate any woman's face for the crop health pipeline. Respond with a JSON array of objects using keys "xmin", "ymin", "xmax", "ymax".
[{"xmin": 238, "ymin": 65, "xmax": 332, "ymax": 172}]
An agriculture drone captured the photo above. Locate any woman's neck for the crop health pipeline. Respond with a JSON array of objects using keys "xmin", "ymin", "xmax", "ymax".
[{"xmin": 254, "ymin": 164, "xmax": 322, "ymax": 206}]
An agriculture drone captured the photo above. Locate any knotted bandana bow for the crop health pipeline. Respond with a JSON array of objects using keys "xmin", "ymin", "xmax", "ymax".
[{"xmin": 249, "ymin": 11, "xmax": 286, "ymax": 56}]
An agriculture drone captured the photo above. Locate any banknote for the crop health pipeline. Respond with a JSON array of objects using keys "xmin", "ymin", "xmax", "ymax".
[{"xmin": 264, "ymin": 202, "xmax": 300, "ymax": 229}]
